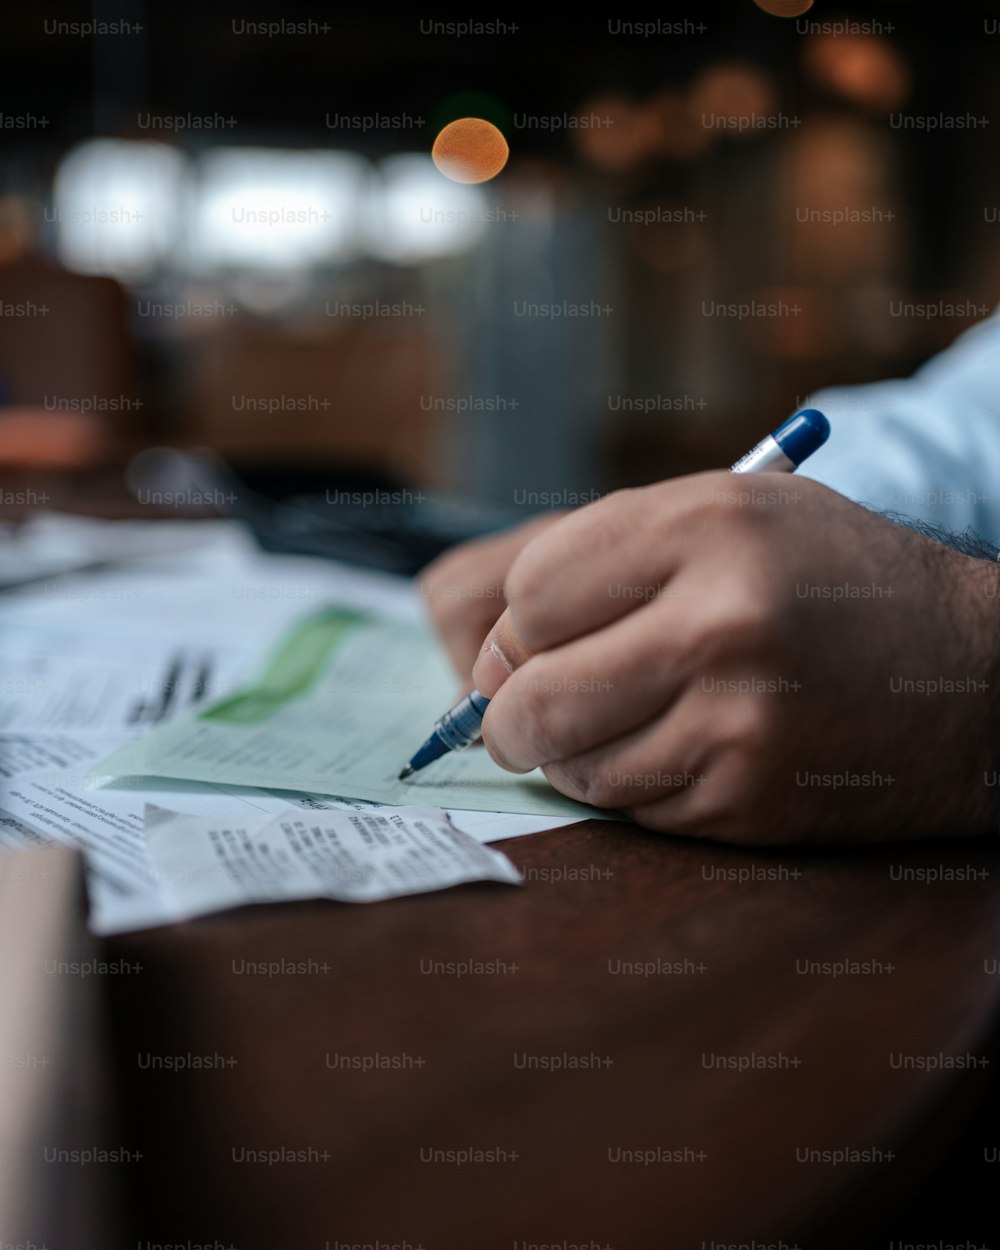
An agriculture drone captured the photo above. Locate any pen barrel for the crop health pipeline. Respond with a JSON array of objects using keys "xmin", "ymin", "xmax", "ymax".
[
  {"xmin": 433, "ymin": 688, "xmax": 491, "ymax": 751},
  {"xmin": 730, "ymin": 435, "xmax": 795, "ymax": 475}
]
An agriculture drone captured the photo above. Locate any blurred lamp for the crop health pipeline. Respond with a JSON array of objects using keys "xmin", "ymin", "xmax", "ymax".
[
  {"xmin": 188, "ymin": 148, "xmax": 367, "ymax": 270},
  {"xmin": 53, "ymin": 139, "xmax": 187, "ymax": 278},
  {"xmin": 366, "ymin": 154, "xmax": 488, "ymax": 264}
]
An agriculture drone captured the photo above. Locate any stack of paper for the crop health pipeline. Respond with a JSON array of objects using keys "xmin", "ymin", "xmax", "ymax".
[{"xmin": 0, "ymin": 517, "xmax": 594, "ymax": 933}]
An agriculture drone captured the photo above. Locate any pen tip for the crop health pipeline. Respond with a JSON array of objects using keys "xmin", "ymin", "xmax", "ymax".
[{"xmin": 397, "ymin": 766, "xmax": 413, "ymax": 781}]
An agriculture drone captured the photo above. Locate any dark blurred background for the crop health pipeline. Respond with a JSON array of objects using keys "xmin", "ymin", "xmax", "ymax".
[{"xmin": 2, "ymin": 0, "xmax": 999, "ymax": 525}]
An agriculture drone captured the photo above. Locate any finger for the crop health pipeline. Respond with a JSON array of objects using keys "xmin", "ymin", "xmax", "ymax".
[
  {"xmin": 478, "ymin": 596, "xmax": 694, "ymax": 771},
  {"xmin": 624, "ymin": 746, "xmax": 774, "ymax": 843},
  {"xmin": 472, "ymin": 543, "xmax": 722, "ymax": 698},
  {"xmin": 540, "ymin": 686, "xmax": 780, "ymax": 843},
  {"xmin": 538, "ymin": 686, "xmax": 713, "ymax": 808},
  {"xmin": 471, "ymin": 608, "xmax": 536, "ymax": 697},
  {"xmin": 477, "ymin": 562, "xmax": 774, "ymax": 771},
  {"xmin": 500, "ymin": 473, "xmax": 731, "ymax": 653}
]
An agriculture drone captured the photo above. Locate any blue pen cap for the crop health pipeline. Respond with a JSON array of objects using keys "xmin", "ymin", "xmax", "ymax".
[{"xmin": 772, "ymin": 409, "xmax": 830, "ymax": 467}]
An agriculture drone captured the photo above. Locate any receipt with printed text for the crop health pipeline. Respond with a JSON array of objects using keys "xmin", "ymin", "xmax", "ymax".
[{"xmin": 145, "ymin": 802, "xmax": 522, "ymax": 921}]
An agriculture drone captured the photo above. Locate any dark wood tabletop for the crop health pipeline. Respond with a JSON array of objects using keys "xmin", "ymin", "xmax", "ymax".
[
  {"xmin": 105, "ymin": 817, "xmax": 1000, "ymax": 1250},
  {"xmin": 10, "ymin": 480, "xmax": 999, "ymax": 1245}
]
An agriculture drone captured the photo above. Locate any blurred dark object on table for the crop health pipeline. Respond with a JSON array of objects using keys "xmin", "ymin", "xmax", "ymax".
[{"xmin": 124, "ymin": 446, "xmax": 524, "ymax": 574}]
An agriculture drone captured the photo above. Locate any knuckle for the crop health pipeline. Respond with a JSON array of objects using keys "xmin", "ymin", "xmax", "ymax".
[
  {"xmin": 635, "ymin": 781, "xmax": 752, "ymax": 843},
  {"xmin": 540, "ymin": 759, "xmax": 587, "ymax": 803},
  {"xmin": 720, "ymin": 695, "xmax": 772, "ymax": 750},
  {"xmin": 503, "ymin": 553, "xmax": 551, "ymax": 649},
  {"xmin": 686, "ymin": 474, "xmax": 781, "ymax": 542},
  {"xmin": 578, "ymin": 765, "xmax": 623, "ymax": 809},
  {"xmin": 689, "ymin": 587, "xmax": 777, "ymax": 664},
  {"xmin": 503, "ymin": 544, "xmax": 542, "ymax": 605},
  {"xmin": 686, "ymin": 471, "xmax": 745, "ymax": 520},
  {"xmin": 544, "ymin": 758, "xmax": 618, "ymax": 808}
]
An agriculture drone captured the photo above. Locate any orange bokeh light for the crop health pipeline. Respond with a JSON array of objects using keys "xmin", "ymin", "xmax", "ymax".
[
  {"xmin": 753, "ymin": 0, "xmax": 814, "ymax": 16},
  {"xmin": 689, "ymin": 63, "xmax": 779, "ymax": 132},
  {"xmin": 432, "ymin": 118, "xmax": 509, "ymax": 184},
  {"xmin": 803, "ymin": 34, "xmax": 911, "ymax": 112}
]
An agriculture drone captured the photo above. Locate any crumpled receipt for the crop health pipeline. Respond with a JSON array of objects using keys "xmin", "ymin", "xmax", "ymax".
[{"xmin": 144, "ymin": 802, "xmax": 522, "ymax": 922}]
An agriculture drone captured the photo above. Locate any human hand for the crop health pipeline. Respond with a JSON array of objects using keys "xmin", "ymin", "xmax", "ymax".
[{"xmin": 469, "ymin": 472, "xmax": 1000, "ymax": 843}]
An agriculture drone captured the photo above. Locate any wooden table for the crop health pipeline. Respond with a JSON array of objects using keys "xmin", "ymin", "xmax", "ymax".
[{"xmin": 106, "ymin": 818, "xmax": 1000, "ymax": 1249}]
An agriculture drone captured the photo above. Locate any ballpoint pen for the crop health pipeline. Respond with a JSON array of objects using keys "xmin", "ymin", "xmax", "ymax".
[{"xmin": 398, "ymin": 407, "xmax": 831, "ymax": 781}]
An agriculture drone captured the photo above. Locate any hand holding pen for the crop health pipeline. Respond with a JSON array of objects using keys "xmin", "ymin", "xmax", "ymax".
[{"xmin": 400, "ymin": 409, "xmax": 829, "ymax": 779}]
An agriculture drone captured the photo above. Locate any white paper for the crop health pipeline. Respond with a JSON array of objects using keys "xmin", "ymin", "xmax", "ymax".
[
  {"xmin": 145, "ymin": 802, "xmax": 522, "ymax": 921},
  {"xmin": 0, "ymin": 734, "xmax": 569, "ymax": 934},
  {"xmin": 94, "ymin": 613, "xmax": 606, "ymax": 820},
  {"xmin": 0, "ymin": 518, "xmax": 581, "ymax": 934},
  {"xmin": 0, "ymin": 623, "xmax": 245, "ymax": 736},
  {"xmin": 0, "ymin": 513, "xmax": 257, "ymax": 589}
]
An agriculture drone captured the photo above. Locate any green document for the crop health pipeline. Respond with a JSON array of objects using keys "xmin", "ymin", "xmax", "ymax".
[{"xmin": 95, "ymin": 608, "xmax": 607, "ymax": 820}]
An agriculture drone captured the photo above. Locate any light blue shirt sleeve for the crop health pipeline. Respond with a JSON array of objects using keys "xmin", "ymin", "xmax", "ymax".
[{"xmin": 796, "ymin": 309, "xmax": 1000, "ymax": 544}]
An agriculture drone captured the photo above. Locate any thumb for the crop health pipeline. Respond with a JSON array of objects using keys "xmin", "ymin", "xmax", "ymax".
[{"xmin": 471, "ymin": 608, "xmax": 535, "ymax": 697}]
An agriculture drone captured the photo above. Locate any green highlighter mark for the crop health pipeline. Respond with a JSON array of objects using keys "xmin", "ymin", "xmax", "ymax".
[{"xmin": 201, "ymin": 607, "xmax": 368, "ymax": 724}]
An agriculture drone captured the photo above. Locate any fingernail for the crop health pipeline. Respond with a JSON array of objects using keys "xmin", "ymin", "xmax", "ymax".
[
  {"xmin": 472, "ymin": 639, "xmax": 514, "ymax": 697},
  {"xmin": 489, "ymin": 641, "xmax": 513, "ymax": 673}
]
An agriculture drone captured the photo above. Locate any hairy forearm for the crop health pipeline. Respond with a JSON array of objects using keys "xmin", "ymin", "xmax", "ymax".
[
  {"xmin": 918, "ymin": 540, "xmax": 1000, "ymax": 833},
  {"xmin": 876, "ymin": 511, "xmax": 1000, "ymax": 829},
  {"xmin": 877, "ymin": 510, "xmax": 1000, "ymax": 561}
]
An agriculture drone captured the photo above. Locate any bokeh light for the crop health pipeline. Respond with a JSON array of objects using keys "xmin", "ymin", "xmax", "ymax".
[
  {"xmin": 431, "ymin": 118, "xmax": 509, "ymax": 184},
  {"xmin": 53, "ymin": 139, "xmax": 187, "ymax": 277},
  {"xmin": 573, "ymin": 93, "xmax": 663, "ymax": 173},
  {"xmin": 367, "ymin": 154, "xmax": 490, "ymax": 263},
  {"xmin": 752, "ymin": 0, "xmax": 813, "ymax": 16},
  {"xmin": 688, "ymin": 63, "xmax": 779, "ymax": 138},
  {"xmin": 803, "ymin": 34, "xmax": 912, "ymax": 113}
]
